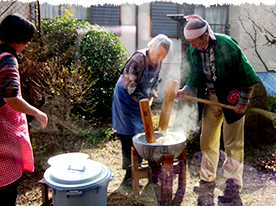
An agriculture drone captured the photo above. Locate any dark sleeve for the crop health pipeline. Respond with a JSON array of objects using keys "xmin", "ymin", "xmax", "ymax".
[
  {"xmin": 0, "ymin": 55, "xmax": 20, "ymax": 101},
  {"xmin": 150, "ymin": 62, "xmax": 162, "ymax": 92},
  {"xmin": 123, "ymin": 52, "xmax": 147, "ymax": 102},
  {"xmin": 239, "ymin": 85, "xmax": 253, "ymax": 104},
  {"xmin": 123, "ymin": 52, "xmax": 145, "ymax": 76}
]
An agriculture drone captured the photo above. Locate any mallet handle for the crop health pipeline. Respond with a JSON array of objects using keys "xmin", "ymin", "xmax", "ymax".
[{"xmin": 184, "ymin": 95, "xmax": 235, "ymax": 110}]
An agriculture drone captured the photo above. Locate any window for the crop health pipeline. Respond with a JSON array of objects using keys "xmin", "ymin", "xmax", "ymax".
[
  {"xmin": 70, "ymin": 5, "xmax": 88, "ymax": 20},
  {"xmin": 195, "ymin": 5, "xmax": 230, "ymax": 35},
  {"xmin": 40, "ymin": 3, "xmax": 60, "ymax": 19},
  {"xmin": 40, "ymin": 0, "xmax": 90, "ymax": 21},
  {"xmin": 150, "ymin": 0, "xmax": 230, "ymax": 38},
  {"xmin": 151, "ymin": 2, "xmax": 180, "ymax": 38},
  {"xmin": 41, "ymin": 0, "xmax": 121, "ymax": 35},
  {"xmin": 198, "ymin": 0, "xmax": 229, "ymax": 4},
  {"xmin": 91, "ymin": 0, "xmax": 120, "ymax": 26}
]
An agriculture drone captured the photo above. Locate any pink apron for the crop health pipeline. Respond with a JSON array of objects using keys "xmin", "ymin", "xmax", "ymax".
[{"xmin": 0, "ymin": 52, "xmax": 34, "ymax": 187}]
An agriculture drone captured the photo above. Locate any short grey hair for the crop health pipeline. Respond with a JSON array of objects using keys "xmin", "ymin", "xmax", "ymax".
[{"xmin": 147, "ymin": 34, "xmax": 172, "ymax": 52}]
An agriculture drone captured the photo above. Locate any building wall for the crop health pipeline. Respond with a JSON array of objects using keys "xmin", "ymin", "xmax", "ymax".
[
  {"xmin": 118, "ymin": 3, "xmax": 183, "ymax": 99},
  {"xmin": 11, "ymin": 2, "xmax": 275, "ymax": 97},
  {"xmin": 118, "ymin": 4, "xmax": 137, "ymax": 56},
  {"xmin": 117, "ymin": 3, "xmax": 276, "ymax": 99},
  {"xmin": 138, "ymin": 3, "xmax": 182, "ymax": 96}
]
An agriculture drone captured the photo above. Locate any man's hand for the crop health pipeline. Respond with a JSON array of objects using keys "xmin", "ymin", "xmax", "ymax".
[
  {"xmin": 175, "ymin": 89, "xmax": 188, "ymax": 100},
  {"xmin": 234, "ymin": 103, "xmax": 247, "ymax": 114}
]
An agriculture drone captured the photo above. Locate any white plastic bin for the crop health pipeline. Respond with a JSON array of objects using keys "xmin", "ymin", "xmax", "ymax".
[{"xmin": 44, "ymin": 153, "xmax": 113, "ymax": 206}]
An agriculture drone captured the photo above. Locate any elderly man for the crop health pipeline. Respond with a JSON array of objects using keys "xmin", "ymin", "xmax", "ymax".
[{"xmin": 175, "ymin": 15, "xmax": 259, "ymax": 203}]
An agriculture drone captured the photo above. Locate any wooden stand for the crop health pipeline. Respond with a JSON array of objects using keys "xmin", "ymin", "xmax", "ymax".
[
  {"xmin": 38, "ymin": 179, "xmax": 52, "ymax": 206},
  {"xmin": 131, "ymin": 145, "xmax": 187, "ymax": 205}
]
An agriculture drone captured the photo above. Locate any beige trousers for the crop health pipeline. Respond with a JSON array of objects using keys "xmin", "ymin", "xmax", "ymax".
[{"xmin": 200, "ymin": 93, "xmax": 244, "ymax": 187}]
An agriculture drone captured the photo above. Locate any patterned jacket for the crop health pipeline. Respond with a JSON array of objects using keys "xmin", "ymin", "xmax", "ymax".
[{"xmin": 185, "ymin": 33, "xmax": 260, "ymax": 123}]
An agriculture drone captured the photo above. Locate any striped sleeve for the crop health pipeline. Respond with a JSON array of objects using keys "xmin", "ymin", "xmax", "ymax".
[
  {"xmin": 0, "ymin": 55, "xmax": 20, "ymax": 99},
  {"xmin": 239, "ymin": 86, "xmax": 253, "ymax": 104}
]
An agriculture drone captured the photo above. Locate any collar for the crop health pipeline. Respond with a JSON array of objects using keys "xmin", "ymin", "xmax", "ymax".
[
  {"xmin": 0, "ymin": 43, "xmax": 17, "ymax": 56},
  {"xmin": 202, "ymin": 44, "xmax": 210, "ymax": 51}
]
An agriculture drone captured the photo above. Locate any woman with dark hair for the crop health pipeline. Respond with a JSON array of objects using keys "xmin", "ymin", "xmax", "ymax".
[
  {"xmin": 112, "ymin": 34, "xmax": 172, "ymax": 184},
  {"xmin": 0, "ymin": 13, "xmax": 48, "ymax": 206},
  {"xmin": 0, "ymin": 13, "xmax": 36, "ymax": 44}
]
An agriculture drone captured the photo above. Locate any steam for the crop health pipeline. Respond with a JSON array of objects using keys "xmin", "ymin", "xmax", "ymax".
[{"xmin": 170, "ymin": 100, "xmax": 201, "ymax": 138}]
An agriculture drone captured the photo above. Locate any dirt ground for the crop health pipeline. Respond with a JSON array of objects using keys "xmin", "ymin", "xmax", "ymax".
[{"xmin": 16, "ymin": 106, "xmax": 276, "ymax": 206}]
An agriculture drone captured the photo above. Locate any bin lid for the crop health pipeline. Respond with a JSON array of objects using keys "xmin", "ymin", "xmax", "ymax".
[
  {"xmin": 47, "ymin": 152, "xmax": 89, "ymax": 166},
  {"xmin": 44, "ymin": 153, "xmax": 112, "ymax": 190}
]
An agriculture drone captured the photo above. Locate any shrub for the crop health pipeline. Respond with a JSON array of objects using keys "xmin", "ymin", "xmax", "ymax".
[
  {"xmin": 84, "ymin": 128, "xmax": 117, "ymax": 145},
  {"xmin": 37, "ymin": 7, "xmax": 91, "ymax": 65},
  {"xmin": 37, "ymin": 61, "xmax": 95, "ymax": 149},
  {"xmin": 17, "ymin": 7, "xmax": 129, "ymax": 149},
  {"xmin": 20, "ymin": 7, "xmax": 128, "ymax": 126},
  {"xmin": 19, "ymin": 7, "xmax": 92, "ymax": 118},
  {"xmin": 79, "ymin": 25, "xmax": 128, "ymax": 122},
  {"xmin": 268, "ymin": 95, "xmax": 276, "ymax": 113}
]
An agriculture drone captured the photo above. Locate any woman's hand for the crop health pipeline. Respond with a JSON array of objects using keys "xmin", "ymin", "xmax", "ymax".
[
  {"xmin": 34, "ymin": 111, "xmax": 48, "ymax": 129},
  {"xmin": 4, "ymin": 96, "xmax": 48, "ymax": 129},
  {"xmin": 150, "ymin": 89, "xmax": 158, "ymax": 101}
]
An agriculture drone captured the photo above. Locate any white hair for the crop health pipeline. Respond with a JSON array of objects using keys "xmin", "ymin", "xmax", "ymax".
[{"xmin": 147, "ymin": 34, "xmax": 172, "ymax": 52}]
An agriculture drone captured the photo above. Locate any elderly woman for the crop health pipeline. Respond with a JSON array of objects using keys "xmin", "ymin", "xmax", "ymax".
[
  {"xmin": 112, "ymin": 34, "xmax": 172, "ymax": 184},
  {"xmin": 0, "ymin": 14, "xmax": 48, "ymax": 206}
]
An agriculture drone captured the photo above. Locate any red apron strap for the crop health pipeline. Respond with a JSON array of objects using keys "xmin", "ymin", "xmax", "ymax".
[{"xmin": 0, "ymin": 52, "xmax": 13, "ymax": 61}]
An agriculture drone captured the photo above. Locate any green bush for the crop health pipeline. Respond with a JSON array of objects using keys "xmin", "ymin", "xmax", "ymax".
[
  {"xmin": 20, "ymin": 7, "xmax": 92, "ymax": 114},
  {"xmin": 79, "ymin": 25, "xmax": 128, "ymax": 122},
  {"xmin": 20, "ymin": 8, "xmax": 128, "ymax": 125},
  {"xmin": 17, "ymin": 6, "xmax": 130, "ymax": 150},
  {"xmin": 268, "ymin": 95, "xmax": 276, "ymax": 113},
  {"xmin": 83, "ymin": 128, "xmax": 117, "ymax": 145},
  {"xmin": 38, "ymin": 8, "xmax": 91, "ymax": 65}
]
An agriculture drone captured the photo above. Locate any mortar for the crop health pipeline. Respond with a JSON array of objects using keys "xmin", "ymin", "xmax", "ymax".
[{"xmin": 132, "ymin": 131, "xmax": 186, "ymax": 163}]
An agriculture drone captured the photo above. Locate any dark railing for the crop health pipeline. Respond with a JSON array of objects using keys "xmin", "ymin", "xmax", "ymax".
[
  {"xmin": 210, "ymin": 23, "xmax": 231, "ymax": 35},
  {"xmin": 0, "ymin": 0, "xmax": 41, "ymax": 32}
]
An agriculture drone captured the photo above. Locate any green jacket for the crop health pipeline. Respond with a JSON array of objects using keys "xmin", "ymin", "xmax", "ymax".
[{"xmin": 186, "ymin": 33, "xmax": 260, "ymax": 124}]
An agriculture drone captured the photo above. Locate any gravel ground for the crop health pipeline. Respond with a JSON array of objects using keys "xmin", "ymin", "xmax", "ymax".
[{"xmin": 16, "ymin": 104, "xmax": 276, "ymax": 205}]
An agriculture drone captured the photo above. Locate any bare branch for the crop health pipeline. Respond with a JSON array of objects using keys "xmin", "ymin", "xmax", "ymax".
[{"xmin": 238, "ymin": 7, "xmax": 276, "ymax": 72}]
